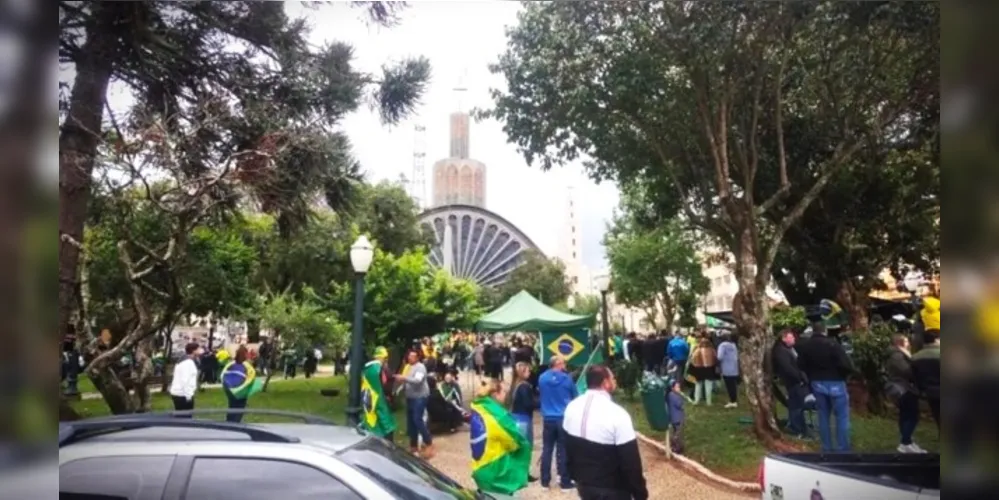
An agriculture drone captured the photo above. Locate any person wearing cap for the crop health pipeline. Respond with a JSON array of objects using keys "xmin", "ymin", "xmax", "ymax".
[
  {"xmin": 372, "ymin": 346, "xmax": 395, "ymax": 407},
  {"xmin": 911, "ymin": 297, "xmax": 941, "ymax": 429},
  {"xmin": 362, "ymin": 346, "xmax": 398, "ymax": 440}
]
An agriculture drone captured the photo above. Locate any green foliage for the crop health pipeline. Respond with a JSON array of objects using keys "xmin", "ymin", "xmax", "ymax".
[
  {"xmin": 343, "ymin": 181, "xmax": 436, "ymax": 257},
  {"xmin": 605, "ymin": 214, "xmax": 708, "ymax": 331},
  {"xmin": 183, "ymin": 226, "xmax": 258, "ymax": 318},
  {"xmin": 495, "ymin": 249, "xmax": 571, "ymax": 305},
  {"xmin": 328, "ymin": 246, "xmax": 487, "ymax": 348},
  {"xmin": 769, "ymin": 305, "xmax": 808, "ymax": 334},
  {"xmin": 849, "ymin": 323, "xmax": 896, "ymax": 415},
  {"xmin": 251, "ymin": 289, "xmax": 350, "ymax": 352}
]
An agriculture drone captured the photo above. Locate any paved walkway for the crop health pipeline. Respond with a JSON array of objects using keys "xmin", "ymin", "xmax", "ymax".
[{"xmin": 427, "ymin": 370, "xmax": 754, "ymax": 499}]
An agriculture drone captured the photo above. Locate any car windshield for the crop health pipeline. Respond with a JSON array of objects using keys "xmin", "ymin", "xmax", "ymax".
[{"xmin": 338, "ymin": 437, "xmax": 489, "ymax": 500}]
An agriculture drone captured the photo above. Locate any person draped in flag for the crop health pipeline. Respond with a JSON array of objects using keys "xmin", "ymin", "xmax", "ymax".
[
  {"xmin": 220, "ymin": 345, "xmax": 262, "ymax": 423},
  {"xmin": 469, "ymin": 378, "xmax": 533, "ymax": 495},
  {"xmin": 361, "ymin": 346, "xmax": 397, "ymax": 440}
]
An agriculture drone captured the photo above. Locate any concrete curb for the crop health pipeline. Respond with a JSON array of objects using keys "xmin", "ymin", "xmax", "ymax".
[{"xmin": 636, "ymin": 432, "xmax": 762, "ymax": 494}]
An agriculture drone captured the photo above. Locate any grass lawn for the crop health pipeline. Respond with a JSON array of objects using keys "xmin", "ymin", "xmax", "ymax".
[
  {"xmin": 622, "ymin": 392, "xmax": 941, "ymax": 481},
  {"xmin": 69, "ymin": 376, "xmax": 412, "ymax": 447}
]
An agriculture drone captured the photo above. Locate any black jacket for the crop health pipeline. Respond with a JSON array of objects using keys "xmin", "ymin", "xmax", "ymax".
[
  {"xmin": 771, "ymin": 341, "xmax": 807, "ymax": 387},
  {"xmin": 911, "ymin": 344, "xmax": 940, "ymax": 400},
  {"xmin": 796, "ymin": 335, "xmax": 854, "ymax": 382},
  {"xmin": 884, "ymin": 347, "xmax": 915, "ymax": 394}
]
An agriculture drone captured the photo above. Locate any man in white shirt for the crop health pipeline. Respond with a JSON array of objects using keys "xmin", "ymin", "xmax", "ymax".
[
  {"xmin": 169, "ymin": 342, "xmax": 202, "ymax": 415},
  {"xmin": 563, "ymin": 365, "xmax": 648, "ymax": 500}
]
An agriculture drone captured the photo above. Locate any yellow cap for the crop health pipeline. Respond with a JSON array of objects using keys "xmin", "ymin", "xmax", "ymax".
[
  {"xmin": 373, "ymin": 346, "xmax": 388, "ymax": 359},
  {"xmin": 921, "ymin": 296, "xmax": 940, "ymax": 331}
]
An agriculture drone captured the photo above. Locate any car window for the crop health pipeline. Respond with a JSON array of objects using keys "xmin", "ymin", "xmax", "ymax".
[
  {"xmin": 183, "ymin": 458, "xmax": 362, "ymax": 500},
  {"xmin": 60, "ymin": 455, "xmax": 175, "ymax": 500},
  {"xmin": 338, "ymin": 437, "xmax": 485, "ymax": 500}
]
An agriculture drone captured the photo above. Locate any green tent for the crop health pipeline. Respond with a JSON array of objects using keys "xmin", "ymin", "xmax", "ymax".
[{"xmin": 476, "ymin": 290, "xmax": 594, "ymax": 332}]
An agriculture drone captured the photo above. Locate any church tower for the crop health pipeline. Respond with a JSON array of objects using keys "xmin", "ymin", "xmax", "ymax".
[
  {"xmin": 559, "ymin": 186, "xmax": 584, "ymax": 294},
  {"xmin": 431, "ymin": 72, "xmax": 487, "ymax": 208}
]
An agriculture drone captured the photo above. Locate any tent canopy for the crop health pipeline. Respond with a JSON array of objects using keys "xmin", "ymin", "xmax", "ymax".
[{"xmin": 476, "ymin": 290, "xmax": 594, "ymax": 332}]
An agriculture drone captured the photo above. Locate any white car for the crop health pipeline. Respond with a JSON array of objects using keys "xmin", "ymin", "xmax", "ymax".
[{"xmin": 60, "ymin": 409, "xmax": 513, "ymax": 500}]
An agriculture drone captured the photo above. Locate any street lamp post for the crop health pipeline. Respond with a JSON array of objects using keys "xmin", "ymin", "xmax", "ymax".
[
  {"xmin": 567, "ymin": 294, "xmax": 576, "ymax": 314},
  {"xmin": 596, "ymin": 275, "xmax": 612, "ymax": 362},
  {"xmin": 346, "ymin": 235, "xmax": 374, "ymax": 427}
]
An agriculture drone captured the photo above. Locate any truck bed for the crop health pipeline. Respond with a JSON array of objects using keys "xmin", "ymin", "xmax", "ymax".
[{"xmin": 760, "ymin": 453, "xmax": 939, "ymax": 500}]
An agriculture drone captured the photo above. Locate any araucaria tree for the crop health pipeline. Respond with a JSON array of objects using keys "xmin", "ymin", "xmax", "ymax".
[{"xmin": 486, "ymin": 1, "xmax": 937, "ymax": 442}]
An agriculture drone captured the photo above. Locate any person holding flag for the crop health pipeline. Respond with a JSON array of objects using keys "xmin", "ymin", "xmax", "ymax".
[
  {"xmin": 220, "ymin": 346, "xmax": 263, "ymax": 423},
  {"xmin": 361, "ymin": 346, "xmax": 398, "ymax": 441},
  {"xmin": 469, "ymin": 378, "xmax": 533, "ymax": 496}
]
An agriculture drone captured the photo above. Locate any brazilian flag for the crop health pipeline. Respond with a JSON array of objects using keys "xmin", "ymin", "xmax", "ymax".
[
  {"xmin": 361, "ymin": 360, "xmax": 396, "ymax": 437},
  {"xmin": 221, "ymin": 361, "xmax": 263, "ymax": 400},
  {"xmin": 469, "ymin": 396, "xmax": 532, "ymax": 495},
  {"xmin": 540, "ymin": 329, "xmax": 591, "ymax": 367}
]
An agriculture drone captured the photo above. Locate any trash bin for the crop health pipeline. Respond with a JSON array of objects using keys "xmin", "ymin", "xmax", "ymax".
[{"xmin": 639, "ymin": 371, "xmax": 670, "ymax": 432}]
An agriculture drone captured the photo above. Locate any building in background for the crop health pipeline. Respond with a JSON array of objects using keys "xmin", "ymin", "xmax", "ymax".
[
  {"xmin": 418, "ymin": 107, "xmax": 541, "ymax": 288},
  {"xmin": 697, "ymin": 247, "xmax": 787, "ymax": 324},
  {"xmin": 430, "ymin": 112, "xmax": 487, "ymax": 207}
]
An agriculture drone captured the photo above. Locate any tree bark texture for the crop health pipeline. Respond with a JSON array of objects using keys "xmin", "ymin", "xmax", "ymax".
[
  {"xmin": 836, "ymin": 280, "xmax": 870, "ymax": 332},
  {"xmin": 59, "ymin": 4, "xmax": 126, "ymax": 346}
]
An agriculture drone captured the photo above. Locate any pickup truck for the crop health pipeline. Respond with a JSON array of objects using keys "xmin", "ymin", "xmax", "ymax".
[{"xmin": 758, "ymin": 453, "xmax": 939, "ymax": 500}]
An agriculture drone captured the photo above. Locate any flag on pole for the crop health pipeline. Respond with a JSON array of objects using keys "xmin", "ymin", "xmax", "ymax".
[{"xmin": 575, "ymin": 340, "xmax": 604, "ymax": 395}]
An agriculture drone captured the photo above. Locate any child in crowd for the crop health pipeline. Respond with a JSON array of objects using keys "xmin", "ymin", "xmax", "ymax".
[{"xmin": 666, "ymin": 378, "xmax": 686, "ymax": 454}]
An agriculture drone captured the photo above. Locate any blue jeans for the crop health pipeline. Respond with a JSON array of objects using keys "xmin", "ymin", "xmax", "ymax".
[
  {"xmin": 224, "ymin": 388, "xmax": 247, "ymax": 423},
  {"xmin": 406, "ymin": 397, "xmax": 433, "ymax": 448},
  {"xmin": 784, "ymin": 382, "xmax": 808, "ymax": 437},
  {"xmin": 512, "ymin": 413, "xmax": 534, "ymax": 444},
  {"xmin": 810, "ymin": 381, "xmax": 851, "ymax": 452},
  {"xmin": 897, "ymin": 392, "xmax": 920, "ymax": 445},
  {"xmin": 541, "ymin": 418, "xmax": 570, "ymax": 487}
]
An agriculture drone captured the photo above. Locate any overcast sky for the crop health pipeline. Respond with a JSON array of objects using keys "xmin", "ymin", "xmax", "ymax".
[
  {"xmin": 291, "ymin": 2, "xmax": 618, "ymax": 268},
  {"xmin": 66, "ymin": 2, "xmax": 619, "ymax": 268}
]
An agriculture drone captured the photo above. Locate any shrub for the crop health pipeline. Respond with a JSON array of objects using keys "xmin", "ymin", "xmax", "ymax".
[
  {"xmin": 849, "ymin": 323, "xmax": 895, "ymax": 415},
  {"xmin": 770, "ymin": 305, "xmax": 808, "ymax": 335}
]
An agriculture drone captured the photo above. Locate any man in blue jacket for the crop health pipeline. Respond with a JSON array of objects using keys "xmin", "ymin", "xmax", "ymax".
[
  {"xmin": 538, "ymin": 355, "xmax": 578, "ymax": 490},
  {"xmin": 666, "ymin": 333, "xmax": 691, "ymax": 382}
]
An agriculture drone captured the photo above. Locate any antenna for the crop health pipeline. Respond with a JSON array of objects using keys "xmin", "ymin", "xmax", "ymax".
[{"xmin": 411, "ymin": 124, "xmax": 426, "ymax": 210}]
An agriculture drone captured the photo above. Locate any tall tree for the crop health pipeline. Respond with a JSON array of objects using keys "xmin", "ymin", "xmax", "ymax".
[
  {"xmin": 605, "ymin": 213, "xmax": 709, "ymax": 333},
  {"xmin": 496, "ymin": 249, "xmax": 571, "ymax": 305},
  {"xmin": 767, "ymin": 117, "xmax": 939, "ymax": 329},
  {"xmin": 485, "ymin": 1, "xmax": 937, "ymax": 441},
  {"xmin": 59, "ymin": 1, "xmax": 429, "ymax": 344}
]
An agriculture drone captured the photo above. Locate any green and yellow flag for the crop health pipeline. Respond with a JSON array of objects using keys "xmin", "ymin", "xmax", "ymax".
[
  {"xmin": 468, "ymin": 396, "xmax": 532, "ymax": 495},
  {"xmin": 361, "ymin": 360, "xmax": 396, "ymax": 437}
]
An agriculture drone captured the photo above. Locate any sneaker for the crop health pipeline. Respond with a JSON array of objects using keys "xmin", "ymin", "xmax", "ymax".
[
  {"xmin": 909, "ymin": 443, "xmax": 928, "ymax": 453},
  {"xmin": 559, "ymin": 481, "xmax": 576, "ymax": 491},
  {"xmin": 724, "ymin": 402, "xmax": 737, "ymax": 408}
]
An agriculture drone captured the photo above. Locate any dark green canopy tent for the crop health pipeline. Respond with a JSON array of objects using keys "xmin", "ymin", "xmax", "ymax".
[{"xmin": 476, "ymin": 290, "xmax": 593, "ymax": 332}]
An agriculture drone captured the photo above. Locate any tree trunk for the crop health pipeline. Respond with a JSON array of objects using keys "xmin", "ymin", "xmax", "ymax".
[
  {"xmin": 731, "ymin": 231, "xmax": 782, "ymax": 444},
  {"xmin": 132, "ymin": 335, "xmax": 156, "ymax": 412},
  {"xmin": 86, "ymin": 362, "xmax": 134, "ymax": 415},
  {"xmin": 836, "ymin": 280, "xmax": 870, "ymax": 332},
  {"xmin": 58, "ymin": 4, "xmax": 126, "ymax": 345},
  {"xmin": 160, "ymin": 326, "xmax": 174, "ymax": 393},
  {"xmin": 247, "ymin": 318, "xmax": 261, "ymax": 343}
]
